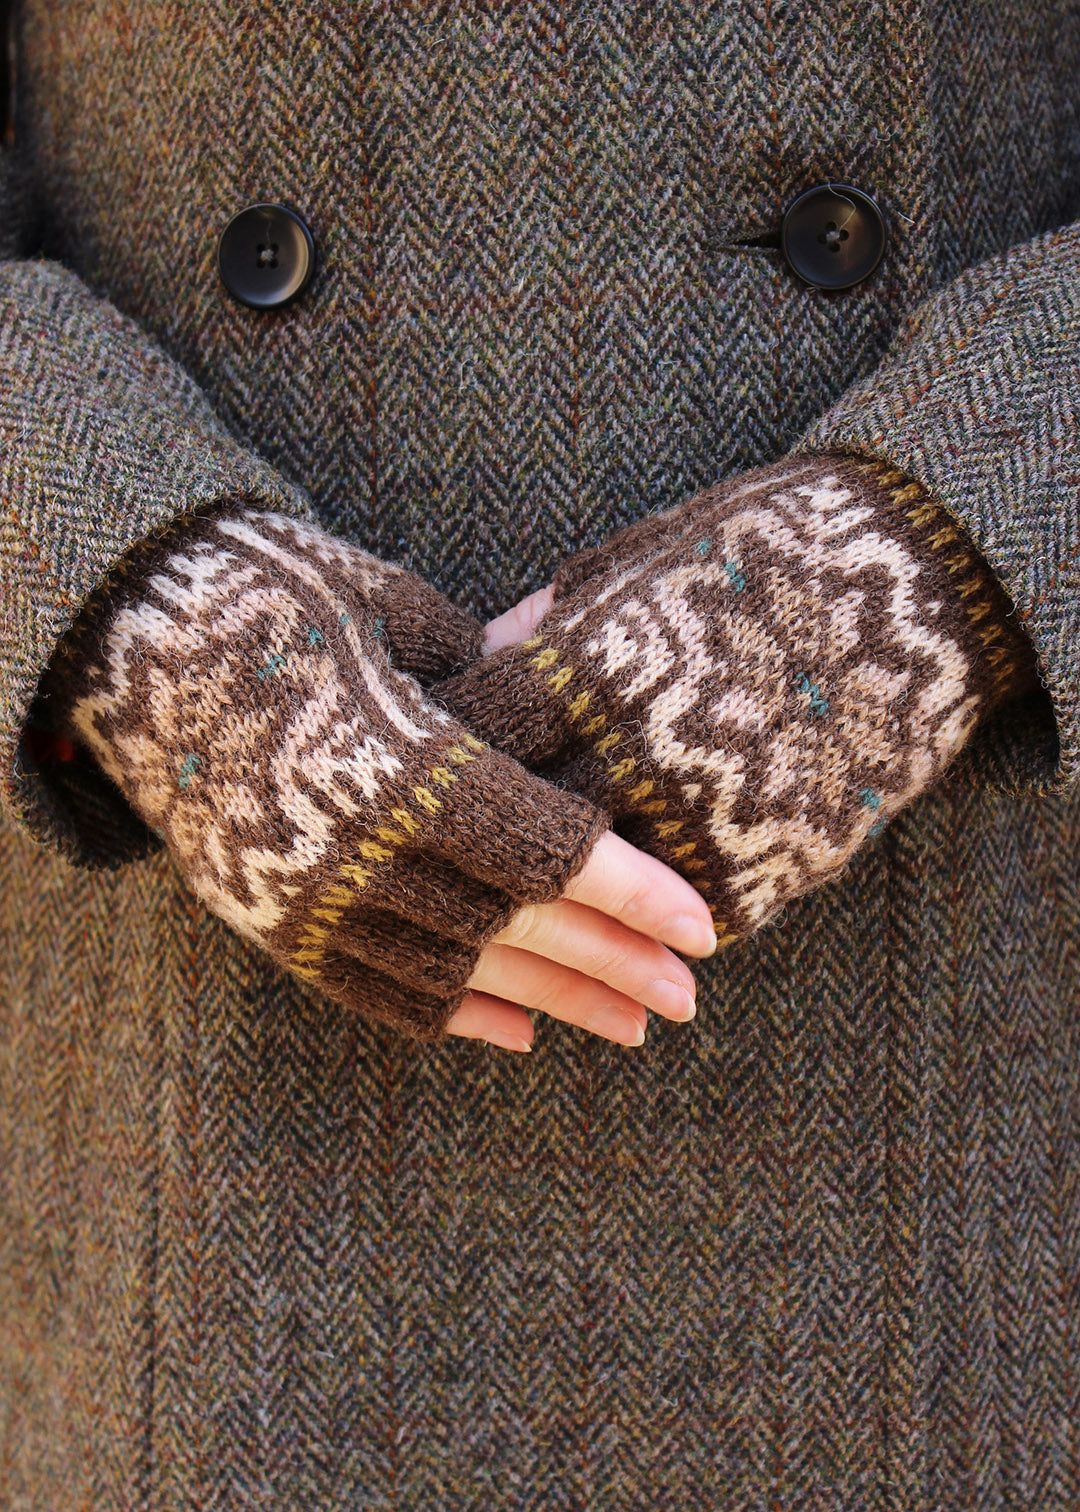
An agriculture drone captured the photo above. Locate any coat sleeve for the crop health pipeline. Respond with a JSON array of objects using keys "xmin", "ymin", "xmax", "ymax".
[
  {"xmin": 791, "ymin": 218, "xmax": 1080, "ymax": 798},
  {"xmin": 0, "ymin": 131, "xmax": 326, "ymax": 864}
]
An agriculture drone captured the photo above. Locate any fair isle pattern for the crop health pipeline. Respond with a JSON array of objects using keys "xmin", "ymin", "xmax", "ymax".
[
  {"xmin": 445, "ymin": 454, "xmax": 1039, "ymax": 945},
  {"xmin": 43, "ymin": 507, "xmax": 605, "ymax": 1040},
  {"xmin": 286, "ymin": 729, "xmax": 490, "ymax": 993},
  {"xmin": 4, "ymin": 3, "xmax": 1080, "ymax": 1507},
  {"xmin": 60, "ymin": 512, "xmax": 457, "ymax": 943},
  {"xmin": 842, "ymin": 454, "xmax": 1037, "ymax": 705},
  {"xmin": 9, "ymin": 0, "xmax": 1079, "ymax": 872}
]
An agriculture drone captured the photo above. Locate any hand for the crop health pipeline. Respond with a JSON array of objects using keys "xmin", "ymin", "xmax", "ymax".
[
  {"xmin": 446, "ymin": 829, "xmax": 718, "ymax": 1051},
  {"xmin": 437, "ymin": 453, "xmax": 1039, "ymax": 976},
  {"xmin": 444, "ymin": 584, "xmax": 717, "ymax": 1053},
  {"xmin": 47, "ymin": 505, "xmax": 618, "ymax": 1044}
]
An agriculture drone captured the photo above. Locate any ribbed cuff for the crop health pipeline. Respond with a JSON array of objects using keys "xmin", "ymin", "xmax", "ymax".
[{"xmin": 274, "ymin": 734, "xmax": 608, "ymax": 1041}]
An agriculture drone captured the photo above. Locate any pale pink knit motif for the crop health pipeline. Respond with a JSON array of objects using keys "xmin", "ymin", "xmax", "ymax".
[
  {"xmin": 440, "ymin": 453, "xmax": 1040, "ymax": 946},
  {"xmin": 43, "ymin": 507, "xmax": 606, "ymax": 1040}
]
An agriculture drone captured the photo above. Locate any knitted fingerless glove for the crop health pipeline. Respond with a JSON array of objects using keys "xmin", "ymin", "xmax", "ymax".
[
  {"xmin": 36, "ymin": 507, "xmax": 607, "ymax": 1041},
  {"xmin": 439, "ymin": 451, "xmax": 1042, "ymax": 948}
]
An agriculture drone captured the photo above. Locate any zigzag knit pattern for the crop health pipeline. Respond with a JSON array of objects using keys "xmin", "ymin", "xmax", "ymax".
[
  {"xmin": 441, "ymin": 452, "xmax": 1042, "ymax": 946},
  {"xmin": 39, "ymin": 507, "xmax": 606, "ymax": 1041}
]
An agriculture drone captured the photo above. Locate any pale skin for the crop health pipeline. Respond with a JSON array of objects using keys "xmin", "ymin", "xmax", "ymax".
[{"xmin": 445, "ymin": 585, "xmax": 719, "ymax": 1053}]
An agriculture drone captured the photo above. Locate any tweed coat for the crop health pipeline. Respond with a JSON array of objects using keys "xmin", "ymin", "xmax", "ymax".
[{"xmin": 1, "ymin": 2, "xmax": 1078, "ymax": 1509}]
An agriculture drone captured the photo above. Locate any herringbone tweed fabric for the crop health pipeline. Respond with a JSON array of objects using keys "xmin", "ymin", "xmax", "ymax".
[{"xmin": 2, "ymin": 2, "xmax": 1079, "ymax": 1508}]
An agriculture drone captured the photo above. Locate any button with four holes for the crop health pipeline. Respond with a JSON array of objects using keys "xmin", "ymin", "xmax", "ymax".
[
  {"xmin": 217, "ymin": 203, "xmax": 315, "ymax": 310},
  {"xmin": 780, "ymin": 183, "xmax": 886, "ymax": 289}
]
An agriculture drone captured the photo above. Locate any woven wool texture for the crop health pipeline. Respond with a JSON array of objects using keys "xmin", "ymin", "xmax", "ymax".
[
  {"xmin": 2, "ymin": 2, "xmax": 1080, "ymax": 1509},
  {"xmin": 442, "ymin": 452, "xmax": 1040, "ymax": 946},
  {"xmin": 793, "ymin": 220, "xmax": 1080, "ymax": 790},
  {"xmin": 39, "ymin": 506, "xmax": 605, "ymax": 1040}
]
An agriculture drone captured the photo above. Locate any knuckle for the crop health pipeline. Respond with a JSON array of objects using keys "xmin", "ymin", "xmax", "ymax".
[
  {"xmin": 617, "ymin": 883, "xmax": 659, "ymax": 931},
  {"xmin": 577, "ymin": 941, "xmax": 623, "ymax": 984},
  {"xmin": 531, "ymin": 976, "xmax": 571, "ymax": 1019},
  {"xmin": 612, "ymin": 881, "xmax": 653, "ymax": 929}
]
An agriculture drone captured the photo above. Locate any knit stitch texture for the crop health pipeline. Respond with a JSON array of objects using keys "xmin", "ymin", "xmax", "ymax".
[
  {"xmin": 3, "ymin": 3, "xmax": 1080, "ymax": 1507},
  {"xmin": 442, "ymin": 452, "xmax": 1040, "ymax": 945},
  {"xmin": 38, "ymin": 505, "xmax": 606, "ymax": 1040}
]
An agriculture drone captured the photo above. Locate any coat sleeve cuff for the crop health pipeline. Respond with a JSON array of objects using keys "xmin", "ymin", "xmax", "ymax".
[
  {"xmin": 789, "ymin": 219, "xmax": 1080, "ymax": 796},
  {"xmin": 0, "ymin": 259, "xmax": 318, "ymax": 864}
]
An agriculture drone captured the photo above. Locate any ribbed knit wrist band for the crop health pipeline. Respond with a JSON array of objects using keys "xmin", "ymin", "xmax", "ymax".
[
  {"xmin": 439, "ymin": 451, "xmax": 1041, "ymax": 948},
  {"xmin": 39, "ymin": 507, "xmax": 606, "ymax": 1041}
]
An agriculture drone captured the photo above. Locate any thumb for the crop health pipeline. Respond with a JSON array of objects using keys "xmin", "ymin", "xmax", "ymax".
[
  {"xmin": 363, "ymin": 568, "xmax": 485, "ymax": 685},
  {"xmin": 433, "ymin": 615, "xmax": 571, "ymax": 771},
  {"xmin": 483, "ymin": 585, "xmax": 555, "ymax": 653}
]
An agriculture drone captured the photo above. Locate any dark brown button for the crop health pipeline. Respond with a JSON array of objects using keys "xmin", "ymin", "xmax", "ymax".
[
  {"xmin": 217, "ymin": 203, "xmax": 315, "ymax": 310},
  {"xmin": 780, "ymin": 183, "xmax": 886, "ymax": 289}
]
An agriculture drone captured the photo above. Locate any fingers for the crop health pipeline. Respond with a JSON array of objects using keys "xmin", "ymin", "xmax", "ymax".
[
  {"xmin": 561, "ymin": 831, "xmax": 718, "ymax": 957},
  {"xmin": 489, "ymin": 897, "xmax": 697, "ymax": 1022},
  {"xmin": 445, "ymin": 831, "xmax": 717, "ymax": 1053},
  {"xmin": 482, "ymin": 584, "xmax": 555, "ymax": 653},
  {"xmin": 444, "ymin": 990, "xmax": 537, "ymax": 1052},
  {"xmin": 467, "ymin": 944, "xmax": 649, "ymax": 1047}
]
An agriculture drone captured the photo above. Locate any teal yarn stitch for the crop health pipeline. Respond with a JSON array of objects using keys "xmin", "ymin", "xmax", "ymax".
[
  {"xmin": 860, "ymin": 788, "xmax": 887, "ymax": 837},
  {"xmin": 256, "ymin": 651, "xmax": 287, "ymax": 681},
  {"xmin": 372, "ymin": 616, "xmax": 392, "ymax": 665},
  {"xmin": 177, "ymin": 753, "xmax": 200, "ymax": 790},
  {"xmin": 794, "ymin": 671, "xmax": 829, "ymax": 716}
]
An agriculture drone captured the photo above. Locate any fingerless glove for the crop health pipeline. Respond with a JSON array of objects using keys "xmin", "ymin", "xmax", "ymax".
[
  {"xmin": 36, "ymin": 507, "xmax": 606, "ymax": 1041},
  {"xmin": 439, "ymin": 451, "xmax": 1041, "ymax": 948}
]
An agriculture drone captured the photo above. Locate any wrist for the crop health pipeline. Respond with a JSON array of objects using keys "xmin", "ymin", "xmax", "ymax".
[{"xmin": 821, "ymin": 451, "xmax": 1041, "ymax": 708}]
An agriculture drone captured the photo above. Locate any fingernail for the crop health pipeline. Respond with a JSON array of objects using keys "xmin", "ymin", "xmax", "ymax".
[
  {"xmin": 663, "ymin": 914, "xmax": 718, "ymax": 958},
  {"xmin": 585, "ymin": 1007, "xmax": 646, "ymax": 1047},
  {"xmin": 484, "ymin": 1031, "xmax": 533, "ymax": 1053},
  {"xmin": 646, "ymin": 980, "xmax": 697, "ymax": 1021}
]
